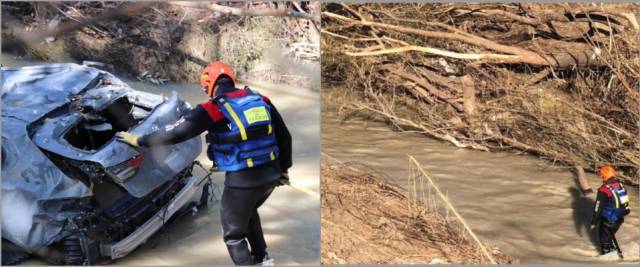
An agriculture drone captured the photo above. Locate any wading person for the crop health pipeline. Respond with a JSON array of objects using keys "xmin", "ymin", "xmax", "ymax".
[
  {"xmin": 590, "ymin": 165, "xmax": 630, "ymax": 257},
  {"xmin": 116, "ymin": 61, "xmax": 292, "ymax": 265}
]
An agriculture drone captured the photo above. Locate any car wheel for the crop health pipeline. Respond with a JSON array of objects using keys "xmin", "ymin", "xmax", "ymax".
[{"xmin": 1, "ymin": 239, "xmax": 30, "ymax": 265}]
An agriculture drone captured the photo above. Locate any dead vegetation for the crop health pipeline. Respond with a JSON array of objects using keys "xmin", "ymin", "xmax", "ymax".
[
  {"xmin": 321, "ymin": 156, "xmax": 516, "ymax": 264},
  {"xmin": 322, "ymin": 3, "xmax": 640, "ymax": 185},
  {"xmin": 2, "ymin": 1, "xmax": 320, "ymax": 89}
]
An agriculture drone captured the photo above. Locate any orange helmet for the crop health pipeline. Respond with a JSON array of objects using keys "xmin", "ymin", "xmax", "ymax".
[
  {"xmin": 599, "ymin": 165, "xmax": 616, "ymax": 181},
  {"xmin": 200, "ymin": 61, "xmax": 236, "ymax": 97}
]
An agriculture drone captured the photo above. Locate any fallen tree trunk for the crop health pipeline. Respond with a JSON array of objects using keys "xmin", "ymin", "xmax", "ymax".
[{"xmin": 324, "ymin": 11, "xmax": 605, "ymax": 68}]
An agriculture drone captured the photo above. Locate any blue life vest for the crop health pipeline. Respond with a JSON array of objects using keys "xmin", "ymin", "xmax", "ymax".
[
  {"xmin": 601, "ymin": 183, "xmax": 629, "ymax": 222},
  {"xmin": 206, "ymin": 89, "xmax": 279, "ymax": 171}
]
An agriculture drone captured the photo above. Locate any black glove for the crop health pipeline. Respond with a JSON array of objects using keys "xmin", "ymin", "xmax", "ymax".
[
  {"xmin": 278, "ymin": 171, "xmax": 290, "ymax": 186},
  {"xmin": 209, "ymin": 161, "xmax": 219, "ymax": 172}
]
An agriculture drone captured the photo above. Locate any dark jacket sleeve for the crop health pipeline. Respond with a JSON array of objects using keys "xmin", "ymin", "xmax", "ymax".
[
  {"xmin": 138, "ymin": 105, "xmax": 211, "ymax": 147},
  {"xmin": 591, "ymin": 189, "xmax": 608, "ymax": 225},
  {"xmin": 269, "ymin": 103, "xmax": 292, "ymax": 172}
]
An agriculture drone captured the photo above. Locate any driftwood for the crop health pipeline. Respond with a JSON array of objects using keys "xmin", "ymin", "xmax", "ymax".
[
  {"xmin": 574, "ymin": 165, "xmax": 593, "ymax": 194},
  {"xmin": 461, "ymin": 75, "xmax": 476, "ymax": 117},
  {"xmin": 323, "ymin": 11, "xmax": 605, "ymax": 68}
]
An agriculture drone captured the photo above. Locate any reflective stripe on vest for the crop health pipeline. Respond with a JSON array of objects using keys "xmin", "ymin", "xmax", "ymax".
[
  {"xmin": 606, "ymin": 184, "xmax": 629, "ymax": 209},
  {"xmin": 223, "ymin": 102, "xmax": 248, "ymax": 141},
  {"xmin": 601, "ymin": 183, "xmax": 629, "ymax": 222},
  {"xmin": 205, "ymin": 89, "xmax": 279, "ymax": 172}
]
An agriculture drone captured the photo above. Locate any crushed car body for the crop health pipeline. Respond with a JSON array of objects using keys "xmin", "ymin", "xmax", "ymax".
[{"xmin": 1, "ymin": 63, "xmax": 207, "ymax": 264}]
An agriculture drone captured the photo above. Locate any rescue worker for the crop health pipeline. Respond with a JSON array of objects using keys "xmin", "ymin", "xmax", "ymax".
[
  {"xmin": 590, "ymin": 165, "xmax": 630, "ymax": 256},
  {"xmin": 115, "ymin": 61, "xmax": 292, "ymax": 265}
]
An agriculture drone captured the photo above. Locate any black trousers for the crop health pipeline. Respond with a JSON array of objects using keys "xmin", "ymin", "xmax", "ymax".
[
  {"xmin": 598, "ymin": 219, "xmax": 623, "ymax": 254},
  {"xmin": 221, "ymin": 184, "xmax": 276, "ymax": 265}
]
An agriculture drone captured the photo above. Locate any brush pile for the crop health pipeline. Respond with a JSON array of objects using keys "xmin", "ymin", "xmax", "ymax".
[
  {"xmin": 322, "ymin": 3, "xmax": 639, "ymax": 184},
  {"xmin": 321, "ymin": 157, "xmax": 515, "ymax": 264}
]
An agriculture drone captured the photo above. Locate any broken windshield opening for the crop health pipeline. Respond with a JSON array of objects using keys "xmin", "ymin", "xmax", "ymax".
[{"xmin": 64, "ymin": 97, "xmax": 150, "ymax": 151}]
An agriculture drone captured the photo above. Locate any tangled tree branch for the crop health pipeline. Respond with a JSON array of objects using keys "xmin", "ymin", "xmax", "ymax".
[
  {"xmin": 323, "ymin": 3, "xmax": 639, "ymax": 184},
  {"xmin": 323, "ymin": 11, "xmax": 606, "ymax": 68},
  {"xmin": 169, "ymin": 1, "xmax": 319, "ymax": 22},
  {"xmin": 2, "ymin": 2, "xmax": 153, "ymax": 50}
]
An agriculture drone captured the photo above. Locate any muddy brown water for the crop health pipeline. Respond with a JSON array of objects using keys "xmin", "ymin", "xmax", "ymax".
[
  {"xmin": 322, "ymin": 110, "xmax": 639, "ymax": 264},
  {"xmin": 2, "ymin": 56, "xmax": 320, "ymax": 265}
]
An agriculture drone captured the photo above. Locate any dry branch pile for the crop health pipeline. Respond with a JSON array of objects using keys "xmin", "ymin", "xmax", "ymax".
[
  {"xmin": 322, "ymin": 3, "xmax": 640, "ymax": 185},
  {"xmin": 321, "ymin": 157, "xmax": 515, "ymax": 264}
]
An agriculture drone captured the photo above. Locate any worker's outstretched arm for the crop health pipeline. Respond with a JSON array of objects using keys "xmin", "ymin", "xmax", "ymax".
[
  {"xmin": 137, "ymin": 105, "xmax": 211, "ymax": 147},
  {"xmin": 267, "ymin": 101, "xmax": 292, "ymax": 172}
]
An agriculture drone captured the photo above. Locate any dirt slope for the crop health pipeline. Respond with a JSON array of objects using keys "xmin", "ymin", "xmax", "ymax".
[{"xmin": 321, "ymin": 158, "xmax": 516, "ymax": 264}]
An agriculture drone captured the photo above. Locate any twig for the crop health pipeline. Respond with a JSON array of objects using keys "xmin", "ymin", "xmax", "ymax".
[
  {"xmin": 345, "ymin": 45, "xmax": 521, "ymax": 62},
  {"xmin": 3, "ymin": 2, "xmax": 153, "ymax": 49},
  {"xmin": 408, "ymin": 156, "xmax": 497, "ymax": 264},
  {"xmin": 339, "ymin": 3, "xmax": 385, "ymax": 48}
]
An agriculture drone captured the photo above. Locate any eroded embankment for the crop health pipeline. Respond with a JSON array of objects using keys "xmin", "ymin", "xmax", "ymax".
[
  {"xmin": 320, "ymin": 158, "xmax": 515, "ymax": 264},
  {"xmin": 2, "ymin": 2, "xmax": 320, "ymax": 89}
]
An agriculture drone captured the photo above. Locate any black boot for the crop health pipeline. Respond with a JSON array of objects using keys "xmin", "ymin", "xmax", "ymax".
[
  {"xmin": 253, "ymin": 253, "xmax": 273, "ymax": 266},
  {"xmin": 225, "ymin": 239, "xmax": 254, "ymax": 265},
  {"xmin": 221, "ymin": 185, "xmax": 275, "ymax": 265}
]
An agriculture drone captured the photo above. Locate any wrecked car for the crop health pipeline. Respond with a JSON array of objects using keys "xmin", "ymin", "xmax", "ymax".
[{"xmin": 1, "ymin": 63, "xmax": 210, "ymax": 265}]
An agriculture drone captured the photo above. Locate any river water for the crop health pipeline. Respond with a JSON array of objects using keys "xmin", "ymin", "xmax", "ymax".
[
  {"xmin": 2, "ymin": 55, "xmax": 320, "ymax": 265},
  {"xmin": 322, "ymin": 110, "xmax": 639, "ymax": 264}
]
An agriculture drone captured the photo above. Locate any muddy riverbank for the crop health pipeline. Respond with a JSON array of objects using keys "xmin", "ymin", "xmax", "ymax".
[
  {"xmin": 2, "ymin": 57, "xmax": 320, "ymax": 265},
  {"xmin": 322, "ymin": 99, "xmax": 639, "ymax": 263}
]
